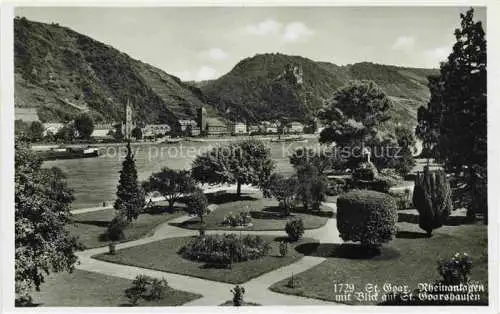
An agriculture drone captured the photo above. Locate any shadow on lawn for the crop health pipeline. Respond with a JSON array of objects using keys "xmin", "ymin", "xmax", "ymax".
[
  {"xmin": 206, "ymin": 193, "xmax": 258, "ymax": 205},
  {"xmin": 261, "ymin": 206, "xmax": 334, "ymax": 218},
  {"xmin": 144, "ymin": 205, "xmax": 185, "ymax": 215},
  {"xmin": 398, "ymin": 212, "xmax": 467, "ymax": 226},
  {"xmin": 73, "ymin": 220, "xmax": 109, "ymax": 228},
  {"xmin": 295, "ymin": 243, "xmax": 400, "ymax": 260},
  {"xmin": 396, "ymin": 230, "xmax": 429, "ymax": 239}
]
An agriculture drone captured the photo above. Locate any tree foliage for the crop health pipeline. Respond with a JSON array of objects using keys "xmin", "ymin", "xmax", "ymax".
[
  {"xmin": 142, "ymin": 167, "xmax": 196, "ymax": 210},
  {"xmin": 191, "ymin": 139, "xmax": 275, "ymax": 196},
  {"xmin": 15, "ymin": 140, "xmax": 79, "ymax": 305},
  {"xmin": 131, "ymin": 127, "xmax": 143, "ymax": 140},
  {"xmin": 74, "ymin": 113, "xmax": 94, "ymax": 139},
  {"xmin": 28, "ymin": 121, "xmax": 44, "ymax": 141},
  {"xmin": 296, "ymin": 164, "xmax": 328, "ymax": 211},
  {"xmin": 415, "ymin": 8, "xmax": 486, "ymax": 221},
  {"xmin": 264, "ymin": 173, "xmax": 298, "ymax": 216},
  {"xmin": 185, "ymin": 188, "xmax": 209, "ymax": 225},
  {"xmin": 289, "ymin": 146, "xmax": 344, "ymax": 174},
  {"xmin": 328, "ymin": 80, "xmax": 392, "ymax": 128},
  {"xmin": 113, "ymin": 141, "xmax": 145, "ymax": 222}
]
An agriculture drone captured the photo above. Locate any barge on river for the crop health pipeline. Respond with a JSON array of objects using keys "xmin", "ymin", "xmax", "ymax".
[{"xmin": 40, "ymin": 146, "xmax": 100, "ymax": 161}]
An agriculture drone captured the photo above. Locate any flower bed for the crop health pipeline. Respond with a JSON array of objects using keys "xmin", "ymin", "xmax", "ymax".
[{"xmin": 179, "ymin": 234, "xmax": 270, "ymax": 266}]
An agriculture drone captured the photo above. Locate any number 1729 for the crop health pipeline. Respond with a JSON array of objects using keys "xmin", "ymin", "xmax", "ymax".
[{"xmin": 333, "ymin": 283, "xmax": 355, "ymax": 293}]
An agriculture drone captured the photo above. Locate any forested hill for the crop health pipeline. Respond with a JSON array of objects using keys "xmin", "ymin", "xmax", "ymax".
[
  {"xmin": 201, "ymin": 53, "xmax": 439, "ymax": 125},
  {"xmin": 14, "ymin": 17, "xmax": 211, "ymax": 124}
]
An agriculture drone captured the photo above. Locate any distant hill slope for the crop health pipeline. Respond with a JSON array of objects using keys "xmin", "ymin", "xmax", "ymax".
[
  {"xmin": 14, "ymin": 17, "xmax": 209, "ymax": 124},
  {"xmin": 202, "ymin": 53, "xmax": 439, "ymax": 126}
]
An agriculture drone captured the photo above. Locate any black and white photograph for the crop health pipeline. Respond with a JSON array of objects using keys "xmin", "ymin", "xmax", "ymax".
[{"xmin": 1, "ymin": 1, "xmax": 495, "ymax": 311}]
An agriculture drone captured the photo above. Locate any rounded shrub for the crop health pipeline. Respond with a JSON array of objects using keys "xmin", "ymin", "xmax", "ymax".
[
  {"xmin": 336, "ymin": 190, "xmax": 397, "ymax": 248},
  {"xmin": 285, "ymin": 218, "xmax": 305, "ymax": 242}
]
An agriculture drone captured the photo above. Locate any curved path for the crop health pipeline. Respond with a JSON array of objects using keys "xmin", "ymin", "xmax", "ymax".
[{"xmin": 74, "ymin": 189, "xmax": 342, "ymax": 305}]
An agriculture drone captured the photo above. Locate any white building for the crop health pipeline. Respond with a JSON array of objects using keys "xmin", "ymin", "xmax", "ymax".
[
  {"xmin": 43, "ymin": 123, "xmax": 65, "ymax": 136},
  {"xmin": 287, "ymin": 121, "xmax": 304, "ymax": 134},
  {"xmin": 232, "ymin": 122, "xmax": 247, "ymax": 134},
  {"xmin": 143, "ymin": 124, "xmax": 171, "ymax": 137}
]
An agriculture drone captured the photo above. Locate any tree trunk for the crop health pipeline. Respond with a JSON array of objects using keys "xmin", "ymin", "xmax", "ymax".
[
  {"xmin": 466, "ymin": 166, "xmax": 476, "ymax": 222},
  {"xmin": 236, "ymin": 181, "xmax": 241, "ymax": 197},
  {"xmin": 168, "ymin": 199, "xmax": 175, "ymax": 211}
]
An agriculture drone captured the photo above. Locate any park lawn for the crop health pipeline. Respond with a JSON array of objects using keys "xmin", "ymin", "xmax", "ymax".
[
  {"xmin": 270, "ymin": 222, "xmax": 488, "ymax": 305},
  {"xmin": 29, "ymin": 269, "xmax": 201, "ymax": 306},
  {"xmin": 94, "ymin": 236, "xmax": 317, "ymax": 284},
  {"xmin": 177, "ymin": 192, "xmax": 331, "ymax": 231},
  {"xmin": 68, "ymin": 204, "xmax": 185, "ymax": 249}
]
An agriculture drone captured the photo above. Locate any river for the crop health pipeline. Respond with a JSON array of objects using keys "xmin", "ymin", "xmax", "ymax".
[{"xmin": 43, "ymin": 139, "xmax": 319, "ymax": 209}]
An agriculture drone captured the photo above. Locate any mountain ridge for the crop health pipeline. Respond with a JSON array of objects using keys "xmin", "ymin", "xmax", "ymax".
[{"xmin": 15, "ymin": 17, "xmax": 439, "ymax": 127}]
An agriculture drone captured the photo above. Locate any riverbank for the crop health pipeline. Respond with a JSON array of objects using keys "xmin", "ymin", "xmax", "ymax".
[{"xmin": 31, "ymin": 134, "xmax": 319, "ymax": 151}]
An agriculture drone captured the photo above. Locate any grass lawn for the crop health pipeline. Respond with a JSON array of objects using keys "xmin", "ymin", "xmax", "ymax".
[
  {"xmin": 68, "ymin": 203, "xmax": 185, "ymax": 249},
  {"xmin": 28, "ymin": 269, "xmax": 201, "ymax": 306},
  {"xmin": 176, "ymin": 192, "xmax": 331, "ymax": 231},
  {"xmin": 94, "ymin": 235, "xmax": 317, "ymax": 284},
  {"xmin": 270, "ymin": 222, "xmax": 488, "ymax": 305}
]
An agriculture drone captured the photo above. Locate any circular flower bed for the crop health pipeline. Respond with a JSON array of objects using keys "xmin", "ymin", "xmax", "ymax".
[{"xmin": 179, "ymin": 234, "xmax": 270, "ymax": 266}]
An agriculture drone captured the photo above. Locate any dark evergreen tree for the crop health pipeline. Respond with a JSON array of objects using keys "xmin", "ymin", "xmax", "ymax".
[
  {"xmin": 416, "ymin": 8, "xmax": 486, "ymax": 222},
  {"xmin": 413, "ymin": 167, "xmax": 453, "ymax": 236},
  {"xmin": 113, "ymin": 141, "xmax": 145, "ymax": 222}
]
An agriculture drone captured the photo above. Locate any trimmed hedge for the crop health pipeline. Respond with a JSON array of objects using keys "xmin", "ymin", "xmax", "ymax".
[{"xmin": 337, "ymin": 190, "xmax": 397, "ymax": 248}]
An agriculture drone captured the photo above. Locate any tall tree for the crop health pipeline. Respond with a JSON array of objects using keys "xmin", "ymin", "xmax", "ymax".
[
  {"xmin": 319, "ymin": 81, "xmax": 404, "ymax": 170},
  {"xmin": 114, "ymin": 141, "xmax": 145, "ymax": 222},
  {"xmin": 15, "ymin": 140, "xmax": 79, "ymax": 305},
  {"xmin": 74, "ymin": 113, "xmax": 94, "ymax": 139},
  {"xmin": 142, "ymin": 168, "xmax": 196, "ymax": 211},
  {"xmin": 191, "ymin": 139, "xmax": 274, "ymax": 196},
  {"xmin": 417, "ymin": 8, "xmax": 486, "ymax": 221}
]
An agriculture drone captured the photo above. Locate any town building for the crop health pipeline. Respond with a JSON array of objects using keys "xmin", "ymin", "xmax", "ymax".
[
  {"xmin": 207, "ymin": 118, "xmax": 230, "ymax": 136},
  {"xmin": 197, "ymin": 106, "xmax": 207, "ymax": 133},
  {"xmin": 248, "ymin": 125, "xmax": 260, "ymax": 134},
  {"xmin": 232, "ymin": 122, "xmax": 247, "ymax": 135},
  {"xmin": 177, "ymin": 119, "xmax": 198, "ymax": 133},
  {"xmin": 260, "ymin": 121, "xmax": 279, "ymax": 134},
  {"xmin": 122, "ymin": 100, "xmax": 134, "ymax": 140},
  {"xmin": 286, "ymin": 121, "xmax": 305, "ymax": 134},
  {"xmin": 91, "ymin": 123, "xmax": 114, "ymax": 139},
  {"xmin": 143, "ymin": 124, "xmax": 171, "ymax": 138},
  {"xmin": 190, "ymin": 126, "xmax": 201, "ymax": 136},
  {"xmin": 43, "ymin": 123, "xmax": 65, "ymax": 136}
]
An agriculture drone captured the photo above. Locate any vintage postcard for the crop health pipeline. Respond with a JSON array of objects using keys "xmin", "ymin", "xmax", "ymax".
[{"xmin": 1, "ymin": 1, "xmax": 496, "ymax": 312}]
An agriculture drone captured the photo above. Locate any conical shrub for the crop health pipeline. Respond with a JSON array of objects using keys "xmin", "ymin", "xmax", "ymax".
[{"xmin": 412, "ymin": 166, "xmax": 452, "ymax": 236}]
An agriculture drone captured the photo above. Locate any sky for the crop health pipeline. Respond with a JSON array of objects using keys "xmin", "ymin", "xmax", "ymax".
[{"xmin": 16, "ymin": 6, "xmax": 487, "ymax": 81}]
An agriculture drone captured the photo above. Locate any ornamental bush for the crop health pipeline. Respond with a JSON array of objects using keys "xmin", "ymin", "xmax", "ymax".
[
  {"xmin": 285, "ymin": 218, "xmax": 305, "ymax": 242},
  {"xmin": 412, "ymin": 167, "xmax": 452, "ymax": 236},
  {"xmin": 222, "ymin": 211, "xmax": 252, "ymax": 227},
  {"xmin": 124, "ymin": 275, "xmax": 168, "ymax": 306},
  {"xmin": 337, "ymin": 190, "xmax": 397, "ymax": 248},
  {"xmin": 179, "ymin": 234, "xmax": 270, "ymax": 266}
]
